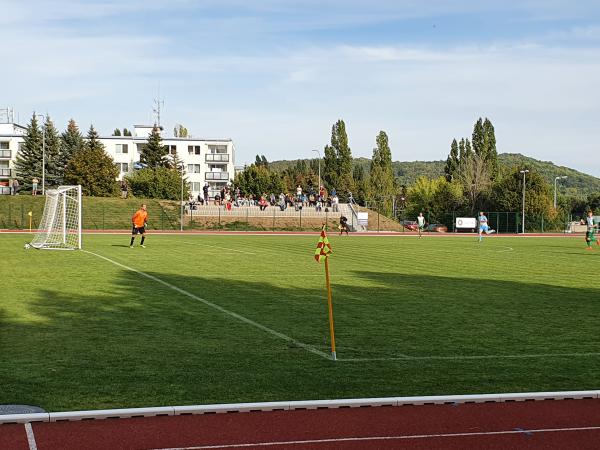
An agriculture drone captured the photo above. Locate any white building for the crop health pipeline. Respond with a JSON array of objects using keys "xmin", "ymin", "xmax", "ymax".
[{"xmin": 0, "ymin": 122, "xmax": 235, "ymax": 198}]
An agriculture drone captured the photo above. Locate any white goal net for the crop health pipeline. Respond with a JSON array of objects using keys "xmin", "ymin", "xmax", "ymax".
[{"xmin": 30, "ymin": 185, "xmax": 82, "ymax": 250}]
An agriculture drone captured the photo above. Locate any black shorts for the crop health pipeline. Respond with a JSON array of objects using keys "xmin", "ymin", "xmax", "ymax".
[{"xmin": 132, "ymin": 226, "xmax": 146, "ymax": 235}]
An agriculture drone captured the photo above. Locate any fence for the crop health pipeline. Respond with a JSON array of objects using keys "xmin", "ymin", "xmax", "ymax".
[{"xmin": 0, "ymin": 196, "xmax": 587, "ymax": 233}]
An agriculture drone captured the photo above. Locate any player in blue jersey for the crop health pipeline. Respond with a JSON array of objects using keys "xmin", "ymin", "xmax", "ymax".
[{"xmin": 478, "ymin": 212, "xmax": 495, "ymax": 242}]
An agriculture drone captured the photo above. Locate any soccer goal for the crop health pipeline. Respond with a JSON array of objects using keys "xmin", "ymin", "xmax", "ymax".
[{"xmin": 30, "ymin": 185, "xmax": 82, "ymax": 250}]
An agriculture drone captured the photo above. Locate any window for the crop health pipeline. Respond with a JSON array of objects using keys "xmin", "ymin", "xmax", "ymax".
[
  {"xmin": 114, "ymin": 163, "xmax": 129, "ymax": 172},
  {"xmin": 0, "ymin": 142, "xmax": 9, "ymax": 150},
  {"xmin": 116, "ymin": 144, "xmax": 129, "ymax": 154},
  {"xmin": 164, "ymin": 145, "xmax": 177, "ymax": 155},
  {"xmin": 187, "ymin": 164, "xmax": 201, "ymax": 173},
  {"xmin": 188, "ymin": 145, "xmax": 201, "ymax": 155},
  {"xmin": 208, "ymin": 144, "xmax": 227, "ymax": 154},
  {"xmin": 190, "ymin": 182, "xmax": 201, "ymax": 192}
]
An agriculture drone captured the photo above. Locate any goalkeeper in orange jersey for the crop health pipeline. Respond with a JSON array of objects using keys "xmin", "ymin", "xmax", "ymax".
[{"xmin": 130, "ymin": 204, "xmax": 148, "ymax": 248}]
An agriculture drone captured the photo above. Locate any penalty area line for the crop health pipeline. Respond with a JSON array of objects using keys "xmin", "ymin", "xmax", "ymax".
[
  {"xmin": 184, "ymin": 241, "xmax": 256, "ymax": 255},
  {"xmin": 150, "ymin": 426, "xmax": 600, "ymax": 449},
  {"xmin": 82, "ymin": 250, "xmax": 329, "ymax": 360}
]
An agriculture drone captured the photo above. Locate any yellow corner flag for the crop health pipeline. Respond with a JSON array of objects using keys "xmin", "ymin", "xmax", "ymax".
[
  {"xmin": 314, "ymin": 225, "xmax": 337, "ymax": 361},
  {"xmin": 314, "ymin": 226, "xmax": 332, "ymax": 262}
]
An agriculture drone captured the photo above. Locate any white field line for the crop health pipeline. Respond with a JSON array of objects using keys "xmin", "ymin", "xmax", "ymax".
[
  {"xmin": 339, "ymin": 351, "xmax": 600, "ymax": 362},
  {"xmin": 184, "ymin": 241, "xmax": 256, "ymax": 255},
  {"xmin": 24, "ymin": 423, "xmax": 38, "ymax": 450},
  {"xmin": 497, "ymin": 246, "xmax": 514, "ymax": 252},
  {"xmin": 82, "ymin": 250, "xmax": 330, "ymax": 360},
  {"xmin": 151, "ymin": 426, "xmax": 600, "ymax": 449}
]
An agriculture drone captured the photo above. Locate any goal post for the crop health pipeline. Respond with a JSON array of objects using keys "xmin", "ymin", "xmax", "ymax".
[{"xmin": 30, "ymin": 185, "xmax": 82, "ymax": 250}]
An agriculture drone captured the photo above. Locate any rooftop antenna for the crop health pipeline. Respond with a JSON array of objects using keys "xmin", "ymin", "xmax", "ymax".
[
  {"xmin": 152, "ymin": 83, "xmax": 164, "ymax": 127},
  {"xmin": 0, "ymin": 107, "xmax": 14, "ymax": 124}
]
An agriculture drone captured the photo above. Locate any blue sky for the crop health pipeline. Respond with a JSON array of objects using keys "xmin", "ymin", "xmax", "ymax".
[{"xmin": 3, "ymin": 0, "xmax": 600, "ymax": 177}]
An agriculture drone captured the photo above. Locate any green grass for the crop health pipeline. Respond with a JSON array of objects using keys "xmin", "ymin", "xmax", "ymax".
[{"xmin": 1, "ymin": 233, "xmax": 599, "ymax": 411}]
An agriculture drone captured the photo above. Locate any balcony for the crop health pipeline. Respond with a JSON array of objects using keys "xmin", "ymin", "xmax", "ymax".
[
  {"xmin": 0, "ymin": 150, "xmax": 11, "ymax": 159},
  {"xmin": 205, "ymin": 172, "xmax": 229, "ymax": 181},
  {"xmin": 205, "ymin": 153, "xmax": 229, "ymax": 163}
]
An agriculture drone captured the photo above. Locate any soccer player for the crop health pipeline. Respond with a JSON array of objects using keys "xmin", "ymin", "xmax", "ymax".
[
  {"xmin": 417, "ymin": 212, "xmax": 425, "ymax": 238},
  {"xmin": 583, "ymin": 210, "xmax": 598, "ymax": 250},
  {"xmin": 478, "ymin": 211, "xmax": 495, "ymax": 242},
  {"xmin": 130, "ymin": 204, "xmax": 148, "ymax": 248}
]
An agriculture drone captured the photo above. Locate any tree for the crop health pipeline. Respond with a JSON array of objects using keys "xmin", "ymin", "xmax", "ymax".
[
  {"xmin": 140, "ymin": 125, "xmax": 168, "ymax": 168},
  {"xmin": 444, "ymin": 138, "xmax": 459, "ymax": 181},
  {"xmin": 58, "ymin": 119, "xmax": 85, "ymax": 183},
  {"xmin": 14, "ymin": 113, "xmax": 43, "ymax": 192},
  {"xmin": 42, "ymin": 116, "xmax": 62, "ymax": 187},
  {"xmin": 491, "ymin": 168, "xmax": 553, "ymax": 216},
  {"xmin": 112, "ymin": 128, "xmax": 122, "ymax": 136},
  {"xmin": 123, "ymin": 128, "xmax": 132, "ymax": 136},
  {"xmin": 173, "ymin": 124, "xmax": 188, "ymax": 138},
  {"xmin": 472, "ymin": 117, "xmax": 498, "ymax": 180},
  {"xmin": 234, "ymin": 164, "xmax": 283, "ymax": 198},
  {"xmin": 458, "ymin": 154, "xmax": 492, "ymax": 213},
  {"xmin": 125, "ymin": 167, "xmax": 187, "ymax": 200},
  {"xmin": 64, "ymin": 125, "xmax": 119, "ymax": 196},
  {"xmin": 370, "ymin": 131, "xmax": 396, "ymax": 215},
  {"xmin": 323, "ymin": 119, "xmax": 354, "ymax": 199}
]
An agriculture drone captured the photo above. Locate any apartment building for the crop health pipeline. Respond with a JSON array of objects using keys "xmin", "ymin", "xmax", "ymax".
[{"xmin": 0, "ymin": 122, "xmax": 235, "ymax": 198}]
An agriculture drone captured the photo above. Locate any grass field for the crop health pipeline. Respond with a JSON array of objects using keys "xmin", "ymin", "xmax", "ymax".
[{"xmin": 2, "ymin": 232, "xmax": 599, "ymax": 412}]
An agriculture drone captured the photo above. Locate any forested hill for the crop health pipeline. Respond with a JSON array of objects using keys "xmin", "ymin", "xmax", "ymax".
[{"xmin": 270, "ymin": 153, "xmax": 600, "ymax": 196}]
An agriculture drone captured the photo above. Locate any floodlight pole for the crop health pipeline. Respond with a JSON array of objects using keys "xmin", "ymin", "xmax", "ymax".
[
  {"xmin": 36, "ymin": 114, "xmax": 46, "ymax": 195},
  {"xmin": 312, "ymin": 149, "xmax": 321, "ymax": 191},
  {"xmin": 520, "ymin": 170, "xmax": 529, "ymax": 234},
  {"xmin": 554, "ymin": 176, "xmax": 567, "ymax": 209}
]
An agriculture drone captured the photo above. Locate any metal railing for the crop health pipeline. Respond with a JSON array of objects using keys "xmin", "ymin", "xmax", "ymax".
[
  {"xmin": 205, "ymin": 172, "xmax": 229, "ymax": 180},
  {"xmin": 205, "ymin": 154, "xmax": 229, "ymax": 162}
]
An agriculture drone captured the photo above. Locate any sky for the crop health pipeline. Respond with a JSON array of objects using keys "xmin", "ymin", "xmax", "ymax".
[{"xmin": 2, "ymin": 0, "xmax": 600, "ymax": 176}]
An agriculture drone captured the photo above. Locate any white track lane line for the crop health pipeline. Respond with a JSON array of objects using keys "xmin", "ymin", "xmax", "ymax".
[
  {"xmin": 24, "ymin": 423, "xmax": 38, "ymax": 450},
  {"xmin": 82, "ymin": 250, "xmax": 329, "ymax": 360},
  {"xmin": 151, "ymin": 426, "xmax": 600, "ymax": 449}
]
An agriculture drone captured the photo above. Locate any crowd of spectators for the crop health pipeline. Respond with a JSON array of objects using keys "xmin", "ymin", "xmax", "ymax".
[{"xmin": 186, "ymin": 185, "xmax": 343, "ymax": 213}]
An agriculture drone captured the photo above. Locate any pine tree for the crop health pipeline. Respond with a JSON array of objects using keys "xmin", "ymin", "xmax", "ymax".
[
  {"xmin": 323, "ymin": 119, "xmax": 354, "ymax": 199},
  {"xmin": 123, "ymin": 128, "xmax": 132, "ymax": 136},
  {"xmin": 140, "ymin": 125, "xmax": 167, "ymax": 168},
  {"xmin": 58, "ymin": 119, "xmax": 85, "ymax": 180},
  {"xmin": 112, "ymin": 128, "xmax": 122, "ymax": 136},
  {"xmin": 370, "ymin": 131, "xmax": 396, "ymax": 214},
  {"xmin": 64, "ymin": 125, "xmax": 119, "ymax": 196},
  {"xmin": 322, "ymin": 144, "xmax": 338, "ymax": 190},
  {"xmin": 42, "ymin": 116, "xmax": 62, "ymax": 187},
  {"xmin": 444, "ymin": 138, "xmax": 460, "ymax": 181},
  {"xmin": 14, "ymin": 113, "xmax": 43, "ymax": 192}
]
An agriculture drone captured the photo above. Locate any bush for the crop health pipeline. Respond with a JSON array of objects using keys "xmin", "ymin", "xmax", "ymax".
[{"xmin": 125, "ymin": 168, "xmax": 188, "ymax": 200}]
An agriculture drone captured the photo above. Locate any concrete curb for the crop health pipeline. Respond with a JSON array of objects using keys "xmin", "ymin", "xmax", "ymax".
[{"xmin": 1, "ymin": 390, "xmax": 598, "ymax": 424}]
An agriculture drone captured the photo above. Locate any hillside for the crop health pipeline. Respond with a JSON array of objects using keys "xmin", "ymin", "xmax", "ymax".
[{"xmin": 270, "ymin": 153, "xmax": 600, "ymax": 196}]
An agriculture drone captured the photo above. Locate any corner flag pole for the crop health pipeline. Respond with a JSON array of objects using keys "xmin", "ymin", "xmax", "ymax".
[
  {"xmin": 28, "ymin": 211, "xmax": 32, "ymax": 232},
  {"xmin": 324, "ymin": 256, "xmax": 337, "ymax": 361}
]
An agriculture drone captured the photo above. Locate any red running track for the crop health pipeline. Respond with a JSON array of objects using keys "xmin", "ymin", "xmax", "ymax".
[{"xmin": 2, "ymin": 399, "xmax": 600, "ymax": 449}]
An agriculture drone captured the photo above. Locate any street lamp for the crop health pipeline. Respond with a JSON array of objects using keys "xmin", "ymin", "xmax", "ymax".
[
  {"xmin": 312, "ymin": 149, "xmax": 321, "ymax": 191},
  {"xmin": 554, "ymin": 176, "xmax": 567, "ymax": 209},
  {"xmin": 519, "ymin": 169, "xmax": 529, "ymax": 234},
  {"xmin": 35, "ymin": 114, "xmax": 46, "ymax": 195}
]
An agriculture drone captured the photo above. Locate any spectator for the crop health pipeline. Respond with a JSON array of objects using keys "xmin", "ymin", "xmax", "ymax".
[
  {"xmin": 269, "ymin": 193, "xmax": 276, "ymax": 206},
  {"xmin": 120, "ymin": 179, "xmax": 128, "ymax": 199},
  {"xmin": 203, "ymin": 183, "xmax": 210, "ymax": 204},
  {"xmin": 258, "ymin": 196, "xmax": 268, "ymax": 211},
  {"xmin": 11, "ymin": 178, "xmax": 19, "ymax": 195},
  {"xmin": 331, "ymin": 194, "xmax": 339, "ymax": 212},
  {"xmin": 32, "ymin": 177, "xmax": 38, "ymax": 196},
  {"xmin": 296, "ymin": 185, "xmax": 302, "ymax": 197},
  {"xmin": 315, "ymin": 199, "xmax": 322, "ymax": 212}
]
